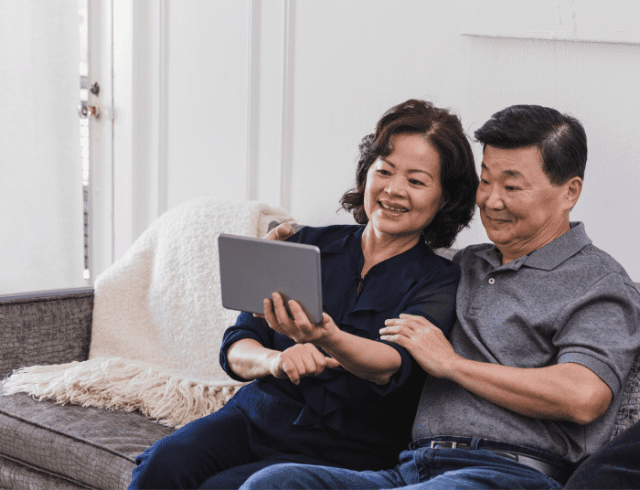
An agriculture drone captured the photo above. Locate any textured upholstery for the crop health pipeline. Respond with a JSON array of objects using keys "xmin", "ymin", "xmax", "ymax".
[
  {"xmin": 0, "ymin": 390, "xmax": 174, "ymax": 490},
  {"xmin": 0, "ymin": 453, "xmax": 90, "ymax": 489},
  {"xmin": 612, "ymin": 346, "xmax": 640, "ymax": 438},
  {"xmin": 0, "ymin": 289, "xmax": 93, "ymax": 379}
]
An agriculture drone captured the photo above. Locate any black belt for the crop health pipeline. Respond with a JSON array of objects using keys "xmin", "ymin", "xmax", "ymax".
[{"xmin": 426, "ymin": 440, "xmax": 572, "ymax": 484}]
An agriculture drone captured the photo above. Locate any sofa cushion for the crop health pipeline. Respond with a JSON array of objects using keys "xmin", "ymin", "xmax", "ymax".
[{"xmin": 0, "ymin": 390, "xmax": 174, "ymax": 490}]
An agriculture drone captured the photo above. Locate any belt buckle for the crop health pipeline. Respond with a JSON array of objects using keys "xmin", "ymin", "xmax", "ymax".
[{"xmin": 430, "ymin": 440, "xmax": 457, "ymax": 449}]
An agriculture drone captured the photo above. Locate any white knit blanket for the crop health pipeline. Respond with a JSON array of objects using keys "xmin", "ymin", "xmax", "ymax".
[{"xmin": 2, "ymin": 197, "xmax": 294, "ymax": 427}]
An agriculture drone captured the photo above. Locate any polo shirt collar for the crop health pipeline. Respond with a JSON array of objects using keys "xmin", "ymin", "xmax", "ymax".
[
  {"xmin": 474, "ymin": 222, "xmax": 591, "ymax": 271},
  {"xmin": 524, "ymin": 222, "xmax": 591, "ymax": 270}
]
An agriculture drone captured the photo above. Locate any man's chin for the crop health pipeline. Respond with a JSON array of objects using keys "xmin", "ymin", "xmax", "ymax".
[{"xmin": 485, "ymin": 229, "xmax": 512, "ymax": 247}]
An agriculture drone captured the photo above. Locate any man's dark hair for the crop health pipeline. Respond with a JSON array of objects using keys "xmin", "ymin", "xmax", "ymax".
[
  {"xmin": 340, "ymin": 99, "xmax": 478, "ymax": 249},
  {"xmin": 474, "ymin": 105, "xmax": 587, "ymax": 186}
]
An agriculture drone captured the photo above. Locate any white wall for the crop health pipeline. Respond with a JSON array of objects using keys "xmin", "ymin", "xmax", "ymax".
[
  {"xmin": 121, "ymin": 0, "xmax": 640, "ymax": 280},
  {"xmin": 0, "ymin": 0, "xmax": 85, "ymax": 294}
]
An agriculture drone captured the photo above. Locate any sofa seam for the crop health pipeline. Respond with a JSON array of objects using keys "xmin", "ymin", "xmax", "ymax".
[
  {"xmin": 0, "ymin": 404, "xmax": 136, "ymax": 463},
  {"xmin": 0, "ymin": 451, "xmax": 102, "ymax": 490}
]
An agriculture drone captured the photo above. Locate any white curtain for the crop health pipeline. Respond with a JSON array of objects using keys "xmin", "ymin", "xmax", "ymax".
[{"xmin": 0, "ymin": 0, "xmax": 84, "ymax": 294}]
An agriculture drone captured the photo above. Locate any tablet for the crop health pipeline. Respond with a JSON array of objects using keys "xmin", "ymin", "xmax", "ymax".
[{"xmin": 218, "ymin": 233, "xmax": 323, "ymax": 323}]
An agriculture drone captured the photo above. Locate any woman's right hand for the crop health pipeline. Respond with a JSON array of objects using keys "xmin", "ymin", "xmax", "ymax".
[
  {"xmin": 268, "ymin": 343, "xmax": 340, "ymax": 385},
  {"xmin": 264, "ymin": 222, "xmax": 295, "ymax": 241}
]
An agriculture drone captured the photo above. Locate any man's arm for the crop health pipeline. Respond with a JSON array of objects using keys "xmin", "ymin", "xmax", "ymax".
[{"xmin": 381, "ymin": 313, "xmax": 612, "ymax": 425}]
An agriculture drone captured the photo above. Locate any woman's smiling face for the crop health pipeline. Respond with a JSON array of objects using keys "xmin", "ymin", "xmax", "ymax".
[{"xmin": 363, "ymin": 133, "xmax": 444, "ymax": 241}]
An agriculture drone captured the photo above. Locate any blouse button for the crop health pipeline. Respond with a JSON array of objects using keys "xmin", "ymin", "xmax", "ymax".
[{"xmin": 488, "ymin": 278, "xmax": 495, "ymax": 285}]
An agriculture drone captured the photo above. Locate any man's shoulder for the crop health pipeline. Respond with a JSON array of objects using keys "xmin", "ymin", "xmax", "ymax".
[{"xmin": 572, "ymin": 243, "xmax": 639, "ymax": 292}]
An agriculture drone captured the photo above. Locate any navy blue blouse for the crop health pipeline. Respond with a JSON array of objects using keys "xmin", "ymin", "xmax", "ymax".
[{"xmin": 219, "ymin": 225, "xmax": 460, "ymax": 466}]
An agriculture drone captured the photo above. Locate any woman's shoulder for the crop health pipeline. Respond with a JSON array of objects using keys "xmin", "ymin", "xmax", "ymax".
[{"xmin": 290, "ymin": 224, "xmax": 363, "ymax": 248}]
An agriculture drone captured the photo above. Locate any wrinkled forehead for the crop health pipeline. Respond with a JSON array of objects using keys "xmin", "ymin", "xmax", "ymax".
[{"xmin": 481, "ymin": 145, "xmax": 545, "ymax": 178}]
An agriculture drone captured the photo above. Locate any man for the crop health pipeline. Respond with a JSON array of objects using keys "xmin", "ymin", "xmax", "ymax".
[{"xmin": 240, "ymin": 105, "xmax": 640, "ymax": 490}]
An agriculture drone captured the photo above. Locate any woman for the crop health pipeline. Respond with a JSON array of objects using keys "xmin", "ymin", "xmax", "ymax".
[{"xmin": 129, "ymin": 99, "xmax": 478, "ymax": 490}]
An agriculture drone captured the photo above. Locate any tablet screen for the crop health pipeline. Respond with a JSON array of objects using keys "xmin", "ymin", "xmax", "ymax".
[{"xmin": 218, "ymin": 234, "xmax": 323, "ymax": 323}]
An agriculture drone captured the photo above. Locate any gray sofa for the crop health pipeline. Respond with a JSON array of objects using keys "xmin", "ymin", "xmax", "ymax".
[{"xmin": 2, "ymin": 282, "xmax": 640, "ymax": 489}]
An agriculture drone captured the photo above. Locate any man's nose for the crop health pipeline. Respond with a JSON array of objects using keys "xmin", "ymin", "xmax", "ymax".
[{"xmin": 480, "ymin": 185, "xmax": 504, "ymax": 209}]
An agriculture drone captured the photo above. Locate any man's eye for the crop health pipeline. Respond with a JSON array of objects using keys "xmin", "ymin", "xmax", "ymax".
[{"xmin": 505, "ymin": 186, "xmax": 517, "ymax": 191}]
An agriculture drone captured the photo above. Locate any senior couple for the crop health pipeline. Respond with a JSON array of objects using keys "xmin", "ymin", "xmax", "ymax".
[{"xmin": 130, "ymin": 100, "xmax": 640, "ymax": 490}]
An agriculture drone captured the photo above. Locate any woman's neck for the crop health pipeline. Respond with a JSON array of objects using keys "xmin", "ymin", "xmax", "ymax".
[{"xmin": 360, "ymin": 224, "xmax": 421, "ymax": 278}]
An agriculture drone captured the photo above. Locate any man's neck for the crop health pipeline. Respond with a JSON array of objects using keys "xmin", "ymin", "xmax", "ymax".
[{"xmin": 498, "ymin": 221, "xmax": 571, "ymax": 265}]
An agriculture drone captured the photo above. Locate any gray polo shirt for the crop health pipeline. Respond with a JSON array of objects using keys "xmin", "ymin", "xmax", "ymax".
[{"xmin": 412, "ymin": 222, "xmax": 640, "ymax": 464}]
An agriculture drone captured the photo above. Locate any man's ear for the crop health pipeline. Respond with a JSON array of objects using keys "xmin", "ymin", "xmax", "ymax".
[{"xmin": 564, "ymin": 176, "xmax": 583, "ymax": 210}]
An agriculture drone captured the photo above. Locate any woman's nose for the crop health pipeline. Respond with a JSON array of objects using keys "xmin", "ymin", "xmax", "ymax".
[{"xmin": 384, "ymin": 176, "xmax": 407, "ymax": 197}]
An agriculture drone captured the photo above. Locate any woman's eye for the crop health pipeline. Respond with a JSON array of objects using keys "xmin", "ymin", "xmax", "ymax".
[
  {"xmin": 376, "ymin": 169, "xmax": 391, "ymax": 176},
  {"xmin": 409, "ymin": 179, "xmax": 425, "ymax": 186}
]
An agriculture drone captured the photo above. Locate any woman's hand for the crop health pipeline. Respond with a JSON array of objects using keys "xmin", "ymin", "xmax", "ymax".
[
  {"xmin": 263, "ymin": 222, "xmax": 295, "ymax": 241},
  {"xmin": 380, "ymin": 313, "xmax": 459, "ymax": 379},
  {"xmin": 267, "ymin": 292, "xmax": 402, "ymax": 385},
  {"xmin": 263, "ymin": 292, "xmax": 338, "ymax": 344},
  {"xmin": 268, "ymin": 343, "xmax": 340, "ymax": 385}
]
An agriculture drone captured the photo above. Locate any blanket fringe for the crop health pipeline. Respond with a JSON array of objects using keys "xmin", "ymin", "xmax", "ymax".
[{"xmin": 1, "ymin": 358, "xmax": 246, "ymax": 428}]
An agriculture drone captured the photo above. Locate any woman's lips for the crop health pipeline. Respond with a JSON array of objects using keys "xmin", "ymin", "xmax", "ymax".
[{"xmin": 379, "ymin": 201, "xmax": 408, "ymax": 213}]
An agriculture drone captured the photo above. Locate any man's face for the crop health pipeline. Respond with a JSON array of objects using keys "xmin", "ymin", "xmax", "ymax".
[{"xmin": 476, "ymin": 145, "xmax": 576, "ymax": 262}]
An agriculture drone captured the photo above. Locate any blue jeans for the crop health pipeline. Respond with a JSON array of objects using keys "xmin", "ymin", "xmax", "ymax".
[{"xmin": 240, "ymin": 437, "xmax": 566, "ymax": 490}]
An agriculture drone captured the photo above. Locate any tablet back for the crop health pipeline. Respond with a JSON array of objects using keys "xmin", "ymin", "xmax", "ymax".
[{"xmin": 218, "ymin": 234, "xmax": 323, "ymax": 323}]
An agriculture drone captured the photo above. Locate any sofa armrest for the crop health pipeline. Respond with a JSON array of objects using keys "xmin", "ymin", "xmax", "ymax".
[
  {"xmin": 0, "ymin": 288, "xmax": 94, "ymax": 379},
  {"xmin": 610, "ymin": 282, "xmax": 640, "ymax": 438}
]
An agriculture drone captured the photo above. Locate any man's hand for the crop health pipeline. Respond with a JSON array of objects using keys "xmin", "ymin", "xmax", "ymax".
[
  {"xmin": 381, "ymin": 314, "xmax": 613, "ymax": 424},
  {"xmin": 268, "ymin": 343, "xmax": 340, "ymax": 385},
  {"xmin": 264, "ymin": 222, "xmax": 295, "ymax": 241},
  {"xmin": 380, "ymin": 313, "xmax": 459, "ymax": 378}
]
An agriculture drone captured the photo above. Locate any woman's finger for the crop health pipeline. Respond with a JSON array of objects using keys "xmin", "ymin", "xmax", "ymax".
[
  {"xmin": 263, "ymin": 298, "xmax": 286, "ymax": 335},
  {"xmin": 299, "ymin": 345, "xmax": 320, "ymax": 375},
  {"xmin": 274, "ymin": 223, "xmax": 294, "ymax": 241},
  {"xmin": 282, "ymin": 358, "xmax": 301, "ymax": 385},
  {"xmin": 271, "ymin": 293, "xmax": 294, "ymax": 327},
  {"xmin": 288, "ymin": 300, "xmax": 313, "ymax": 326}
]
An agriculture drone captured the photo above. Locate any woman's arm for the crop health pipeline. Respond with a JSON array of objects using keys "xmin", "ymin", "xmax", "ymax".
[
  {"xmin": 226, "ymin": 337, "xmax": 340, "ymax": 385},
  {"xmin": 266, "ymin": 293, "xmax": 402, "ymax": 385}
]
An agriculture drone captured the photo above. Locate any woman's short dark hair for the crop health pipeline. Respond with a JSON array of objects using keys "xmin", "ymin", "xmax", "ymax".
[
  {"xmin": 474, "ymin": 105, "xmax": 587, "ymax": 186},
  {"xmin": 340, "ymin": 99, "xmax": 478, "ymax": 249}
]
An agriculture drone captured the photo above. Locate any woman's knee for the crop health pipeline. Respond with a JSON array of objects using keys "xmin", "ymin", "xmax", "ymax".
[{"xmin": 129, "ymin": 437, "xmax": 197, "ymax": 488}]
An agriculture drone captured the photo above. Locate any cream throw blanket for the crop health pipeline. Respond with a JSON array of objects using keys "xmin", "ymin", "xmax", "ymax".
[{"xmin": 2, "ymin": 197, "xmax": 294, "ymax": 427}]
